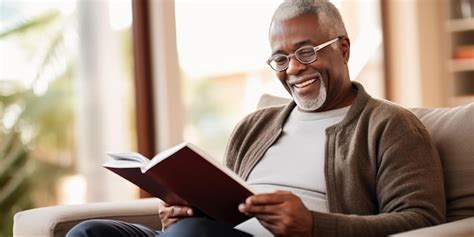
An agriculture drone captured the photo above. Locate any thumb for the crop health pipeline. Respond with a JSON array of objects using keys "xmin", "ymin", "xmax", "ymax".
[{"xmin": 171, "ymin": 206, "xmax": 194, "ymax": 217}]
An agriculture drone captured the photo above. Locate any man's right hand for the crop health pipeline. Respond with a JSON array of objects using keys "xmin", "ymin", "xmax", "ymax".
[{"xmin": 158, "ymin": 201, "xmax": 194, "ymax": 230}]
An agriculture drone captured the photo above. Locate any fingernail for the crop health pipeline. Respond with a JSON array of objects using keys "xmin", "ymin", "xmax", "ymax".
[
  {"xmin": 187, "ymin": 209, "xmax": 193, "ymax": 216},
  {"xmin": 238, "ymin": 204, "xmax": 245, "ymax": 212}
]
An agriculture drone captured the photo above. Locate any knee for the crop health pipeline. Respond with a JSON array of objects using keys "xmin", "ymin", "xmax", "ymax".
[
  {"xmin": 164, "ymin": 218, "xmax": 250, "ymax": 237},
  {"xmin": 163, "ymin": 218, "xmax": 209, "ymax": 236},
  {"xmin": 66, "ymin": 219, "xmax": 109, "ymax": 237}
]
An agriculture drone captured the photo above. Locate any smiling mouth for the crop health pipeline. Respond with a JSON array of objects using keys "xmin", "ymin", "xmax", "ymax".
[{"xmin": 293, "ymin": 78, "xmax": 317, "ymax": 88}]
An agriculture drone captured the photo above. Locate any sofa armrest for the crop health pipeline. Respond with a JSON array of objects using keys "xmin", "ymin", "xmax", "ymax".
[
  {"xmin": 13, "ymin": 198, "xmax": 161, "ymax": 237},
  {"xmin": 390, "ymin": 217, "xmax": 474, "ymax": 237}
]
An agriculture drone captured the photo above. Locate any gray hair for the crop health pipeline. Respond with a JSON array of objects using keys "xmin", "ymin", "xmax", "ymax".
[{"xmin": 271, "ymin": 0, "xmax": 347, "ymax": 39}]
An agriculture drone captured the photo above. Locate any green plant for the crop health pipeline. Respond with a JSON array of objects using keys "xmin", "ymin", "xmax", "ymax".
[{"xmin": 0, "ymin": 10, "xmax": 75, "ymax": 237}]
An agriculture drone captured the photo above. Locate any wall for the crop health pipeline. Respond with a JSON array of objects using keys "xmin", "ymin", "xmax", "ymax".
[{"xmin": 385, "ymin": 0, "xmax": 447, "ymax": 107}]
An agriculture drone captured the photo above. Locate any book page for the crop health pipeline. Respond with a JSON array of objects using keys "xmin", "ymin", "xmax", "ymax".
[{"xmin": 104, "ymin": 152, "xmax": 149, "ymax": 169}]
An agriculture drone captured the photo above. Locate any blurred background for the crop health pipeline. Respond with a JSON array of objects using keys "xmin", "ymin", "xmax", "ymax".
[{"xmin": 1, "ymin": 0, "xmax": 473, "ymax": 236}]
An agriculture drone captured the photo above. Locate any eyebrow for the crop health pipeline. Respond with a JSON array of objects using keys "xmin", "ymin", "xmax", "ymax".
[{"xmin": 272, "ymin": 39, "xmax": 315, "ymax": 55}]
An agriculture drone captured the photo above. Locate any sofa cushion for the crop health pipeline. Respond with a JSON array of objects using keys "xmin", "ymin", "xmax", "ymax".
[
  {"xmin": 13, "ymin": 198, "xmax": 161, "ymax": 237},
  {"xmin": 411, "ymin": 103, "xmax": 474, "ymax": 222},
  {"xmin": 390, "ymin": 216, "xmax": 474, "ymax": 237},
  {"xmin": 257, "ymin": 94, "xmax": 291, "ymax": 109}
]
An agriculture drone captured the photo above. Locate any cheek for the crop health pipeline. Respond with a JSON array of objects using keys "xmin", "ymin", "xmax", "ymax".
[
  {"xmin": 276, "ymin": 72, "xmax": 291, "ymax": 92},
  {"xmin": 318, "ymin": 58, "xmax": 341, "ymax": 81},
  {"xmin": 329, "ymin": 62, "xmax": 344, "ymax": 80},
  {"xmin": 276, "ymin": 72, "xmax": 285, "ymax": 83}
]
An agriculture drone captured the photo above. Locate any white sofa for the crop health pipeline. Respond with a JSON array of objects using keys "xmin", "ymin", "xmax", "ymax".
[{"xmin": 13, "ymin": 97, "xmax": 474, "ymax": 237}]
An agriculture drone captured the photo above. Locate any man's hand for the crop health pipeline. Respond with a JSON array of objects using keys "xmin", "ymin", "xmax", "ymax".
[
  {"xmin": 158, "ymin": 201, "xmax": 193, "ymax": 230},
  {"xmin": 238, "ymin": 191, "xmax": 313, "ymax": 237}
]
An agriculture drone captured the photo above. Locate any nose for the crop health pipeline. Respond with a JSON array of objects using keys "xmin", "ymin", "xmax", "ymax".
[{"xmin": 286, "ymin": 56, "xmax": 306, "ymax": 75}]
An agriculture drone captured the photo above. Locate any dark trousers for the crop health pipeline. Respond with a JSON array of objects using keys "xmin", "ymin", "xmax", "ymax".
[{"xmin": 66, "ymin": 218, "xmax": 252, "ymax": 237}]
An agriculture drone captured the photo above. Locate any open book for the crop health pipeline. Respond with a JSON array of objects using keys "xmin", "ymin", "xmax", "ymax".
[{"xmin": 103, "ymin": 142, "xmax": 255, "ymax": 226}]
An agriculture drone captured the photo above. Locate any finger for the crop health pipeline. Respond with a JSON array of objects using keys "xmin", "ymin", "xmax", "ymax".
[
  {"xmin": 238, "ymin": 203, "xmax": 251, "ymax": 216},
  {"xmin": 254, "ymin": 213, "xmax": 281, "ymax": 224},
  {"xmin": 158, "ymin": 208, "xmax": 166, "ymax": 218},
  {"xmin": 246, "ymin": 192, "xmax": 288, "ymax": 205},
  {"xmin": 162, "ymin": 201, "xmax": 171, "ymax": 207},
  {"xmin": 159, "ymin": 206, "xmax": 193, "ymax": 220},
  {"xmin": 169, "ymin": 206, "xmax": 194, "ymax": 217},
  {"xmin": 239, "ymin": 203, "xmax": 281, "ymax": 215}
]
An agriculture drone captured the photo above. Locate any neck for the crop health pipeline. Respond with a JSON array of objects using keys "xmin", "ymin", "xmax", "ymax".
[
  {"xmin": 338, "ymin": 83, "xmax": 357, "ymax": 107},
  {"xmin": 312, "ymin": 82, "xmax": 356, "ymax": 112}
]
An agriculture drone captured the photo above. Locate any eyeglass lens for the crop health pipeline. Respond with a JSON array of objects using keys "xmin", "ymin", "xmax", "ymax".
[{"xmin": 269, "ymin": 46, "xmax": 317, "ymax": 71}]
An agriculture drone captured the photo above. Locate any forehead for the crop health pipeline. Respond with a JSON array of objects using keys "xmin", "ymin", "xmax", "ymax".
[{"xmin": 270, "ymin": 14, "xmax": 325, "ymax": 53}]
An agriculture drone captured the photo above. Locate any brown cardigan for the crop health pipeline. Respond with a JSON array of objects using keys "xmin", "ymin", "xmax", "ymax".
[{"xmin": 224, "ymin": 82, "xmax": 445, "ymax": 237}]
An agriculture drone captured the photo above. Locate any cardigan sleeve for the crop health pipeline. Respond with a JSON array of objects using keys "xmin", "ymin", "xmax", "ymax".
[{"xmin": 311, "ymin": 126, "xmax": 446, "ymax": 237}]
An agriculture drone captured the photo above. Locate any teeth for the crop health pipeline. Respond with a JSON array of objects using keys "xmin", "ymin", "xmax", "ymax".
[{"xmin": 295, "ymin": 79, "xmax": 316, "ymax": 88}]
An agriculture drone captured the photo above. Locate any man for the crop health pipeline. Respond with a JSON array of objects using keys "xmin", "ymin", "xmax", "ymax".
[{"xmin": 67, "ymin": 0, "xmax": 445, "ymax": 236}]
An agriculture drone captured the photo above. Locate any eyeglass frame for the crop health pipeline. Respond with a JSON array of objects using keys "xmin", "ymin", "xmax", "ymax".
[{"xmin": 266, "ymin": 36, "xmax": 343, "ymax": 72}]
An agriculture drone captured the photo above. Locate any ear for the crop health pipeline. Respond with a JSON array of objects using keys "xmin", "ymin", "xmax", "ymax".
[{"xmin": 340, "ymin": 37, "xmax": 350, "ymax": 64}]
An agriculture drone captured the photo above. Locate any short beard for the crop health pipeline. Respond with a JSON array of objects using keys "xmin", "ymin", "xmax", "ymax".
[{"xmin": 291, "ymin": 78, "xmax": 327, "ymax": 112}]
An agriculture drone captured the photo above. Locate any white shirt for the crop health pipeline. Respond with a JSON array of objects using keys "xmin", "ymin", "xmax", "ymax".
[{"xmin": 234, "ymin": 105, "xmax": 351, "ymax": 236}]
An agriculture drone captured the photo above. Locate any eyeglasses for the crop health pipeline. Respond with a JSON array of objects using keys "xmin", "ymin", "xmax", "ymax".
[{"xmin": 266, "ymin": 37, "xmax": 342, "ymax": 72}]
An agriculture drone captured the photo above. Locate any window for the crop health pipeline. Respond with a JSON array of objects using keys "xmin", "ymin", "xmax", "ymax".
[
  {"xmin": 0, "ymin": 1, "xmax": 137, "ymax": 235},
  {"xmin": 174, "ymin": 0, "xmax": 384, "ymax": 160}
]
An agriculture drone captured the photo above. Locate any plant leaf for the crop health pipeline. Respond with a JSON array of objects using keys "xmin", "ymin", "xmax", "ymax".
[{"xmin": 0, "ymin": 10, "xmax": 60, "ymax": 39}]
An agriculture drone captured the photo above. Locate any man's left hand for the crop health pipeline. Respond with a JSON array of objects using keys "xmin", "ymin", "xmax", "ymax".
[{"xmin": 238, "ymin": 191, "xmax": 313, "ymax": 237}]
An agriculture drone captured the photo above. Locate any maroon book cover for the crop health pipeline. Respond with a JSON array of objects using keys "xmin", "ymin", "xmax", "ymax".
[{"xmin": 104, "ymin": 143, "xmax": 255, "ymax": 226}]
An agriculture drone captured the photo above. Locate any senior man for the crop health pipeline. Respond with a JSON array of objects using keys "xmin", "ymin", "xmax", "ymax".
[{"xmin": 67, "ymin": 0, "xmax": 445, "ymax": 236}]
